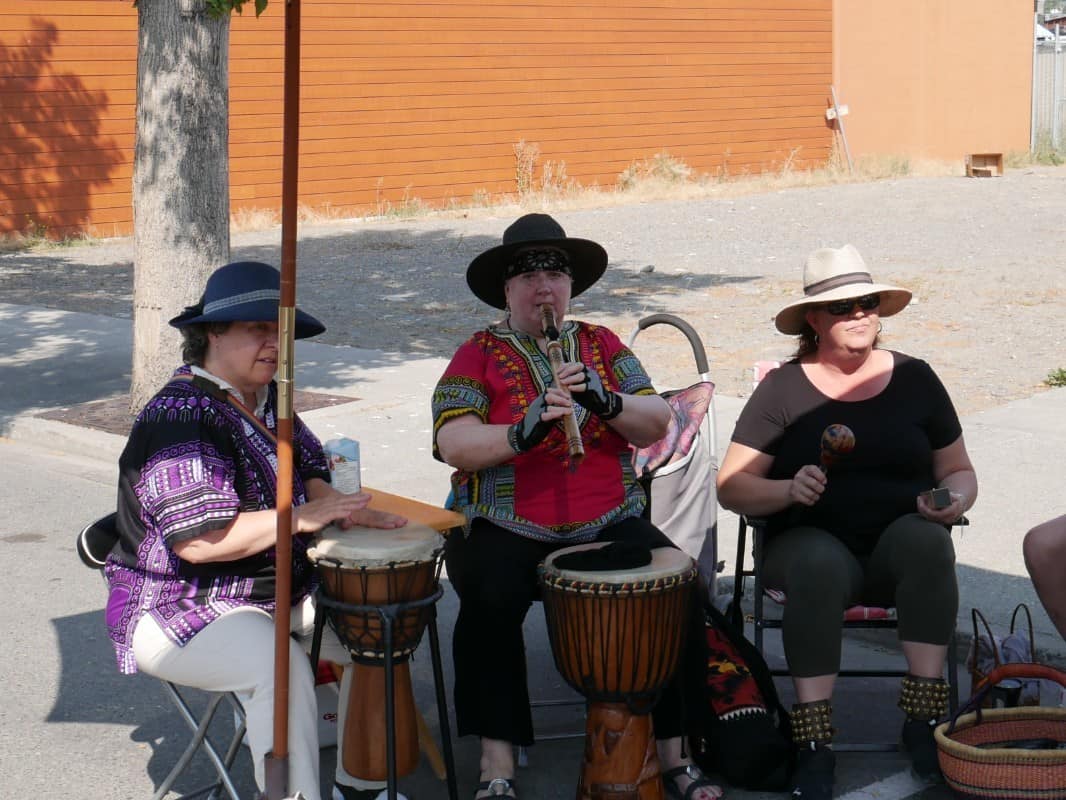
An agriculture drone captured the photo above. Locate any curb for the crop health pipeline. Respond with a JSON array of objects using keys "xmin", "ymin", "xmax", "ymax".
[{"xmin": 7, "ymin": 414, "xmax": 125, "ymax": 464}]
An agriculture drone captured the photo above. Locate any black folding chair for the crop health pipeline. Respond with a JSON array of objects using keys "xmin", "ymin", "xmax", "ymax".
[
  {"xmin": 78, "ymin": 513, "xmax": 248, "ymax": 800},
  {"xmin": 730, "ymin": 514, "xmax": 963, "ymax": 751}
]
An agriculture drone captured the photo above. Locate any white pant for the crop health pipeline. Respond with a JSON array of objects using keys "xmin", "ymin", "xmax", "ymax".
[{"xmin": 132, "ymin": 595, "xmax": 381, "ymax": 800}]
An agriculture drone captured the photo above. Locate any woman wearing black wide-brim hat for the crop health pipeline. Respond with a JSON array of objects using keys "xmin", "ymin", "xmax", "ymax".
[
  {"xmin": 105, "ymin": 261, "xmax": 408, "ymax": 800},
  {"xmin": 433, "ymin": 215, "xmax": 723, "ymax": 800}
]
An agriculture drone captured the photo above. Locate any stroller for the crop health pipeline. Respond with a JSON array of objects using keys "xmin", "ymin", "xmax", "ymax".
[{"xmin": 627, "ymin": 313, "xmax": 720, "ymax": 601}]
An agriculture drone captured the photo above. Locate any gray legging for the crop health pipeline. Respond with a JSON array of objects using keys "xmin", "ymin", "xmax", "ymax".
[{"xmin": 761, "ymin": 513, "xmax": 958, "ymax": 678}]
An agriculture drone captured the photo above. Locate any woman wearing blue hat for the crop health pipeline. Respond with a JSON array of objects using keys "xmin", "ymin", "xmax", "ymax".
[{"xmin": 103, "ymin": 261, "xmax": 406, "ymax": 800}]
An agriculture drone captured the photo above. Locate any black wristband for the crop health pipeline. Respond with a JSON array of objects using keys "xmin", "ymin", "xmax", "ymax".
[{"xmin": 599, "ymin": 391, "xmax": 623, "ymax": 421}]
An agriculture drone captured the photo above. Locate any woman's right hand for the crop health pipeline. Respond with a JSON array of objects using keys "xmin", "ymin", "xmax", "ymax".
[
  {"xmin": 510, "ymin": 388, "xmax": 573, "ymax": 453},
  {"xmin": 294, "ymin": 492, "xmax": 373, "ymax": 534},
  {"xmin": 789, "ymin": 464, "xmax": 827, "ymax": 506}
]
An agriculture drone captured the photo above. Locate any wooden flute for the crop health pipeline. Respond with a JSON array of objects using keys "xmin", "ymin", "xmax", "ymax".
[{"xmin": 540, "ymin": 303, "xmax": 585, "ymax": 467}]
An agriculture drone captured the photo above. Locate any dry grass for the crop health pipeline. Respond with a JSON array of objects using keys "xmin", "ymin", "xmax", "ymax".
[
  {"xmin": 0, "ymin": 218, "xmax": 95, "ymax": 253},
  {"xmin": 0, "ymin": 140, "xmax": 1029, "ymax": 249},
  {"xmin": 231, "ymin": 206, "xmax": 279, "ymax": 232}
]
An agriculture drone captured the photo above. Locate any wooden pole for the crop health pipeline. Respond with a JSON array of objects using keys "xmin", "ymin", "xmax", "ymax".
[
  {"xmin": 263, "ymin": 0, "xmax": 301, "ymax": 797},
  {"xmin": 829, "ymin": 85, "xmax": 854, "ymax": 173}
]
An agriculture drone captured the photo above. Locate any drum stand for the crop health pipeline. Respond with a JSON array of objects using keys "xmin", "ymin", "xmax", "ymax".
[{"xmin": 310, "ymin": 587, "xmax": 459, "ymax": 800}]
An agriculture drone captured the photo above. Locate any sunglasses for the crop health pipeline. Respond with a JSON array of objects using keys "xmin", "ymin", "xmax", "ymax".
[{"xmin": 822, "ymin": 293, "xmax": 880, "ymax": 316}]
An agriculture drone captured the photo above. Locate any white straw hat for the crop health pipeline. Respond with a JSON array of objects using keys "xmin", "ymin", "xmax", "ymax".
[{"xmin": 774, "ymin": 244, "xmax": 912, "ymax": 334}]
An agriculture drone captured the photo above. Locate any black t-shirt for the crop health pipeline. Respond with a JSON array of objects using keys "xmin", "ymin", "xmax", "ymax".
[{"xmin": 731, "ymin": 351, "xmax": 962, "ymax": 554}]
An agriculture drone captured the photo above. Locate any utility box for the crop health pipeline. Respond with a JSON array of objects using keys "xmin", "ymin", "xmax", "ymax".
[{"xmin": 965, "ymin": 153, "xmax": 1004, "ymax": 177}]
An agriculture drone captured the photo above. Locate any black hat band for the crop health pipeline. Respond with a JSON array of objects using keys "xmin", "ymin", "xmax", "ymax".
[{"xmin": 503, "ymin": 247, "xmax": 572, "ymax": 282}]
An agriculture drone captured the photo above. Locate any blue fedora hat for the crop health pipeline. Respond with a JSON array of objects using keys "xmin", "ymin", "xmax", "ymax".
[{"xmin": 169, "ymin": 261, "xmax": 325, "ymax": 339}]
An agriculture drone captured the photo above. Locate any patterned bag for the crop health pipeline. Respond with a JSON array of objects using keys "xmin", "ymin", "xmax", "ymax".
[{"xmin": 690, "ymin": 602, "xmax": 793, "ymax": 790}]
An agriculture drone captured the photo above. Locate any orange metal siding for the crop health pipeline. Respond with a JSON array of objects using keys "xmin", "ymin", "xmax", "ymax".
[
  {"xmin": 1, "ymin": 0, "xmax": 832, "ymax": 237},
  {"xmin": 832, "ymin": 0, "xmax": 1031, "ymax": 161}
]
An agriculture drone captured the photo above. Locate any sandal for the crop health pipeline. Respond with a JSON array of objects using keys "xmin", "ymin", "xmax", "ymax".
[
  {"xmin": 662, "ymin": 764, "xmax": 722, "ymax": 800},
  {"xmin": 475, "ymin": 777, "xmax": 517, "ymax": 798}
]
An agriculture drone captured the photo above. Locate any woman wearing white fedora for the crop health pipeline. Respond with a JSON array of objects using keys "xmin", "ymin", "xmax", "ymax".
[{"xmin": 717, "ymin": 245, "xmax": 977, "ymax": 799}]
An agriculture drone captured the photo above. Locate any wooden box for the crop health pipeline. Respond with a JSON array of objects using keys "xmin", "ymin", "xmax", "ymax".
[{"xmin": 965, "ymin": 153, "xmax": 1004, "ymax": 177}]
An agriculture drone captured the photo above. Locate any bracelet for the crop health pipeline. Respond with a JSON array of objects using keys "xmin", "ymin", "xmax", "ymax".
[
  {"xmin": 599, "ymin": 392, "xmax": 624, "ymax": 421},
  {"xmin": 506, "ymin": 423, "xmax": 524, "ymax": 454}
]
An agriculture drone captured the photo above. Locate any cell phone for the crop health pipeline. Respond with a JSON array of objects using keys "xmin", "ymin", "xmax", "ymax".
[{"xmin": 922, "ymin": 487, "xmax": 952, "ymax": 509}]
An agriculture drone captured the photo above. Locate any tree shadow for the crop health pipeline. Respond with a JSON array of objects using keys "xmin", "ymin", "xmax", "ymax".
[
  {"xmin": 49, "ymin": 607, "xmax": 260, "ymax": 798},
  {"xmin": 0, "ymin": 222, "xmax": 760, "ymax": 431},
  {"xmin": 232, "ymin": 225, "xmax": 759, "ymax": 357},
  {"xmin": 0, "ymin": 20, "xmax": 123, "ymax": 238},
  {"xmin": 0, "ymin": 303, "xmax": 133, "ymax": 433}
]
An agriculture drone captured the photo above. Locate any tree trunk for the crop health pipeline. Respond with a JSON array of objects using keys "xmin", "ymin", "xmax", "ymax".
[{"xmin": 130, "ymin": 0, "xmax": 230, "ymax": 411}]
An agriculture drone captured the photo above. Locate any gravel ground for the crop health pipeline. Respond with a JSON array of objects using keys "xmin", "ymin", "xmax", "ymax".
[{"xmin": 3, "ymin": 167, "xmax": 1065, "ymax": 415}]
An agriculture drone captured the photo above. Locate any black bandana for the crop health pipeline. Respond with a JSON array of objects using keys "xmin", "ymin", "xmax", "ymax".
[{"xmin": 504, "ymin": 247, "xmax": 572, "ymax": 281}]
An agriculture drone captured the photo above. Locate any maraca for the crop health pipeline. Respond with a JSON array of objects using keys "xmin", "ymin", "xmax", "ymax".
[{"xmin": 819, "ymin": 424, "xmax": 855, "ymax": 473}]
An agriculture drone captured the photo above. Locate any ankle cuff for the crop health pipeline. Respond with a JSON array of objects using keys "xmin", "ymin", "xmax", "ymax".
[
  {"xmin": 791, "ymin": 699, "xmax": 834, "ymax": 745},
  {"xmin": 899, "ymin": 674, "xmax": 949, "ymax": 721}
]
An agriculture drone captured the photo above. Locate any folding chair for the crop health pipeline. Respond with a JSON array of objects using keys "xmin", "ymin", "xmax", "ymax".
[
  {"xmin": 78, "ymin": 513, "xmax": 248, "ymax": 800},
  {"xmin": 729, "ymin": 514, "xmax": 963, "ymax": 750}
]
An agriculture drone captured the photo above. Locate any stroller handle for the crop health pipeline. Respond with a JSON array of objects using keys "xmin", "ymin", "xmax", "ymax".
[{"xmin": 631, "ymin": 314, "xmax": 709, "ymax": 374}]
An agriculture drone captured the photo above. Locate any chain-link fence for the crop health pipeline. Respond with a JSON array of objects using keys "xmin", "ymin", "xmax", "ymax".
[{"xmin": 1033, "ymin": 26, "xmax": 1066, "ymax": 151}]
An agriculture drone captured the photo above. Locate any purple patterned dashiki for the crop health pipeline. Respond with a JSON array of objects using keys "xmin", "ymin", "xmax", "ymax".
[{"xmin": 104, "ymin": 366, "xmax": 330, "ymax": 674}]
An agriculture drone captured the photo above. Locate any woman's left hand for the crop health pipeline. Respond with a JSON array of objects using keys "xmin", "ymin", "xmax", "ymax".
[
  {"xmin": 916, "ymin": 490, "xmax": 966, "ymax": 525},
  {"xmin": 338, "ymin": 507, "xmax": 408, "ymax": 530},
  {"xmin": 558, "ymin": 361, "xmax": 622, "ymax": 419}
]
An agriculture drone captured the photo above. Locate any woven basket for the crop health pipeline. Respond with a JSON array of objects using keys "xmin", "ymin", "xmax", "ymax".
[{"xmin": 936, "ymin": 664, "xmax": 1066, "ymax": 800}]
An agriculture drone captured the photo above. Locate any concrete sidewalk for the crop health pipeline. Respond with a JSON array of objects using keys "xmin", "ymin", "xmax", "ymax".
[{"xmin": 2, "ymin": 300, "xmax": 1064, "ymax": 800}]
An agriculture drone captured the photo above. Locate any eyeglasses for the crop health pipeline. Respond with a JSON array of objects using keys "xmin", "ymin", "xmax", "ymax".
[{"xmin": 822, "ymin": 294, "xmax": 880, "ymax": 316}]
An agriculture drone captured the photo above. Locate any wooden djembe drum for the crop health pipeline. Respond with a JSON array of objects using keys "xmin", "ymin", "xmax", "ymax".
[
  {"xmin": 308, "ymin": 524, "xmax": 443, "ymax": 781},
  {"xmin": 539, "ymin": 543, "xmax": 697, "ymax": 800}
]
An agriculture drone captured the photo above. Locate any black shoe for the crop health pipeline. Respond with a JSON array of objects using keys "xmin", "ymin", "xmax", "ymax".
[
  {"xmin": 901, "ymin": 717, "xmax": 942, "ymax": 782},
  {"xmin": 790, "ymin": 742, "xmax": 835, "ymax": 800},
  {"xmin": 332, "ymin": 784, "xmax": 409, "ymax": 800}
]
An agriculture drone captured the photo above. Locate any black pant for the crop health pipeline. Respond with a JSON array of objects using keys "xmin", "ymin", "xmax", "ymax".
[
  {"xmin": 761, "ymin": 514, "xmax": 958, "ymax": 677},
  {"xmin": 445, "ymin": 515, "xmax": 702, "ymax": 746}
]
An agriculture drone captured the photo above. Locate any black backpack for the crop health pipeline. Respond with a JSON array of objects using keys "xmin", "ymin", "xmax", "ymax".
[{"xmin": 689, "ymin": 602, "xmax": 794, "ymax": 791}]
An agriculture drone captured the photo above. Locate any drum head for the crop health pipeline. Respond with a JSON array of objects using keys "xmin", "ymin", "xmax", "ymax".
[
  {"xmin": 308, "ymin": 523, "xmax": 443, "ymax": 568},
  {"xmin": 543, "ymin": 543, "xmax": 693, "ymax": 584}
]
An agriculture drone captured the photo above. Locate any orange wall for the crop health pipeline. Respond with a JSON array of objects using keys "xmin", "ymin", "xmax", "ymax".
[
  {"xmin": 0, "ymin": 3, "xmax": 136, "ymax": 237},
  {"xmin": 1, "ymin": 0, "xmax": 832, "ymax": 238},
  {"xmin": 832, "ymin": 0, "xmax": 1032, "ymax": 161}
]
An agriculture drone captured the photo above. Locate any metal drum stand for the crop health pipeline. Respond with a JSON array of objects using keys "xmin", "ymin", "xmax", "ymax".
[{"xmin": 310, "ymin": 585, "xmax": 458, "ymax": 800}]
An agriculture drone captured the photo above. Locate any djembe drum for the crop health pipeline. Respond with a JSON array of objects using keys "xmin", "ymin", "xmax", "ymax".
[
  {"xmin": 308, "ymin": 523, "xmax": 444, "ymax": 781},
  {"xmin": 539, "ymin": 544, "xmax": 697, "ymax": 800}
]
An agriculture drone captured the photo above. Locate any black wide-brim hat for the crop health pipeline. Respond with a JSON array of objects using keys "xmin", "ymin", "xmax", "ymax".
[
  {"xmin": 466, "ymin": 213, "xmax": 608, "ymax": 309},
  {"xmin": 169, "ymin": 261, "xmax": 326, "ymax": 339}
]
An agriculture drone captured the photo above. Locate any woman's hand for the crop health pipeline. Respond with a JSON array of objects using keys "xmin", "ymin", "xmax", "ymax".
[
  {"xmin": 916, "ymin": 490, "xmax": 966, "ymax": 525},
  {"xmin": 789, "ymin": 464, "xmax": 827, "ymax": 506},
  {"xmin": 510, "ymin": 388, "xmax": 574, "ymax": 453},
  {"xmin": 339, "ymin": 507, "xmax": 408, "ymax": 530},
  {"xmin": 294, "ymin": 492, "xmax": 373, "ymax": 534},
  {"xmin": 562, "ymin": 361, "xmax": 623, "ymax": 420},
  {"xmin": 554, "ymin": 360, "xmax": 668, "ymax": 446}
]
